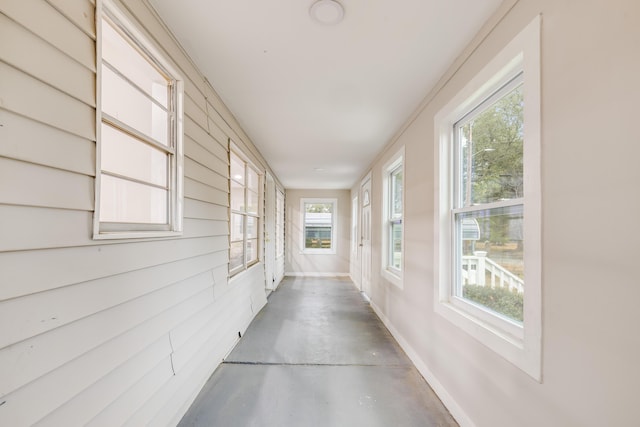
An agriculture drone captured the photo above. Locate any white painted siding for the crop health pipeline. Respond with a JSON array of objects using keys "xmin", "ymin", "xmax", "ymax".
[{"xmin": 0, "ymin": 0, "xmax": 271, "ymax": 425}]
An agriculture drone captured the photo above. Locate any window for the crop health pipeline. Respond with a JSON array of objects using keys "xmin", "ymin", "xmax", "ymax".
[
  {"xmin": 94, "ymin": 0, "xmax": 183, "ymax": 239},
  {"xmin": 230, "ymin": 149, "xmax": 261, "ymax": 275},
  {"xmin": 301, "ymin": 199, "xmax": 337, "ymax": 254},
  {"xmin": 382, "ymin": 147, "xmax": 404, "ymax": 287},
  {"xmin": 434, "ymin": 17, "xmax": 541, "ymax": 380},
  {"xmin": 276, "ymin": 189, "xmax": 285, "ymax": 259}
]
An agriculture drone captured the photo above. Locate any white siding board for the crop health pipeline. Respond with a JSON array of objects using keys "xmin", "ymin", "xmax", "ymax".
[
  {"xmin": 184, "ymin": 198, "xmax": 228, "ymax": 221},
  {"xmin": 45, "ymin": 0, "xmax": 96, "ymax": 38},
  {"xmin": 184, "ymin": 177, "xmax": 228, "ymax": 206},
  {"xmin": 185, "ymin": 116, "xmax": 227, "ymax": 160},
  {"xmin": 0, "ymin": 206, "xmax": 93, "ymax": 252},
  {"xmin": 0, "ymin": 236, "xmax": 225, "ymax": 300},
  {"xmin": 0, "ymin": 157, "xmax": 93, "ymax": 211},
  {"xmin": 183, "ymin": 77, "xmax": 207, "ymax": 114},
  {"xmin": 86, "ymin": 357, "xmax": 174, "ymax": 427},
  {"xmin": 33, "ymin": 337, "xmax": 171, "ymax": 427},
  {"xmin": 0, "ymin": 61, "xmax": 95, "ymax": 139},
  {"xmin": 0, "ymin": 109, "xmax": 95, "ymax": 176},
  {"xmin": 184, "ymin": 93, "xmax": 208, "ymax": 131},
  {"xmin": 0, "ymin": 0, "xmax": 95, "ymax": 71},
  {"xmin": 0, "ymin": 13, "xmax": 95, "ymax": 106},
  {"xmin": 184, "ymin": 136, "xmax": 229, "ymax": 178},
  {"xmin": 207, "ymin": 117, "xmax": 231, "ymax": 151},
  {"xmin": 184, "ymin": 155, "xmax": 228, "ymax": 192},
  {"xmin": 0, "ymin": 207, "xmax": 223, "ymax": 252},
  {"xmin": 0, "ymin": 278, "xmax": 214, "ymax": 400},
  {"xmin": 0, "ymin": 253, "xmax": 218, "ymax": 349}
]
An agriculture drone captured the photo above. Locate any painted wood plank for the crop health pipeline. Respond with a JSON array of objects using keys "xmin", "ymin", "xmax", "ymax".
[
  {"xmin": 0, "ymin": 278, "xmax": 214, "ymax": 401},
  {"xmin": 183, "ymin": 92, "xmax": 208, "ymax": 131},
  {"xmin": 0, "ymin": 109, "xmax": 95, "ymax": 176},
  {"xmin": 0, "ymin": 206, "xmax": 225, "ymax": 252},
  {"xmin": 185, "ymin": 115, "xmax": 227, "ymax": 158},
  {"xmin": 184, "ymin": 155, "xmax": 228, "ymax": 192},
  {"xmin": 46, "ymin": 0, "xmax": 96, "ymax": 38},
  {"xmin": 0, "ymin": 157, "xmax": 94, "ymax": 211},
  {"xmin": 0, "ymin": 0, "xmax": 95, "ymax": 71},
  {"xmin": 185, "ymin": 135, "xmax": 229, "ymax": 178},
  {"xmin": 0, "ymin": 61, "xmax": 95, "ymax": 140},
  {"xmin": 206, "ymin": 117, "xmax": 231, "ymax": 151},
  {"xmin": 86, "ymin": 357, "xmax": 174, "ymax": 427},
  {"xmin": 0, "ymin": 13, "xmax": 95, "ymax": 106},
  {"xmin": 0, "ymin": 253, "xmax": 220, "ymax": 350},
  {"xmin": 0, "ymin": 205, "xmax": 93, "ymax": 253},
  {"xmin": 33, "ymin": 337, "xmax": 171, "ymax": 427},
  {"xmin": 184, "ymin": 177, "xmax": 228, "ymax": 206},
  {"xmin": 183, "ymin": 77, "xmax": 207, "ymax": 113},
  {"xmin": 184, "ymin": 198, "xmax": 228, "ymax": 221},
  {"xmin": 0, "ymin": 236, "xmax": 226, "ymax": 301},
  {"xmin": 151, "ymin": 323, "xmax": 240, "ymax": 427}
]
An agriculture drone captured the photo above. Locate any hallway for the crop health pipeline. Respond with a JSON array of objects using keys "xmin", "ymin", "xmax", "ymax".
[{"xmin": 178, "ymin": 277, "xmax": 457, "ymax": 426}]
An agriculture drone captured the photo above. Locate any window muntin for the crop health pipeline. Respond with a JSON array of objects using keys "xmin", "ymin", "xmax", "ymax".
[
  {"xmin": 382, "ymin": 148, "xmax": 404, "ymax": 286},
  {"xmin": 453, "ymin": 76, "xmax": 524, "ymax": 323},
  {"xmin": 95, "ymin": 4, "xmax": 183, "ymax": 238},
  {"xmin": 230, "ymin": 150, "xmax": 261, "ymax": 275},
  {"xmin": 302, "ymin": 199, "xmax": 337, "ymax": 254}
]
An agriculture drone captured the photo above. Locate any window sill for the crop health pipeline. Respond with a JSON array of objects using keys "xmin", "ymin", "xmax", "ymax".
[
  {"xmin": 382, "ymin": 268, "xmax": 403, "ymax": 289},
  {"xmin": 93, "ymin": 230, "xmax": 183, "ymax": 240},
  {"xmin": 300, "ymin": 249, "xmax": 337, "ymax": 255}
]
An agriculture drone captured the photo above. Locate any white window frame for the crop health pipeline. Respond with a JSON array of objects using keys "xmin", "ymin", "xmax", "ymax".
[
  {"xmin": 434, "ymin": 16, "xmax": 541, "ymax": 380},
  {"xmin": 351, "ymin": 195, "xmax": 359, "ymax": 256},
  {"xmin": 301, "ymin": 198, "xmax": 337, "ymax": 255},
  {"xmin": 94, "ymin": 0, "xmax": 184, "ymax": 240},
  {"xmin": 229, "ymin": 146, "xmax": 262, "ymax": 277},
  {"xmin": 381, "ymin": 146, "xmax": 404, "ymax": 288}
]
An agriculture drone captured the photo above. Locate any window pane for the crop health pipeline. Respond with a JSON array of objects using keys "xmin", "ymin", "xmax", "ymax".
[
  {"xmin": 246, "ymin": 216, "xmax": 257, "ymax": 239},
  {"xmin": 247, "ymin": 190, "xmax": 259, "ymax": 215},
  {"xmin": 458, "ymin": 84, "xmax": 523, "ymax": 207},
  {"xmin": 230, "ymin": 153, "xmax": 244, "ymax": 185},
  {"xmin": 101, "ymin": 123, "xmax": 167, "ymax": 187},
  {"xmin": 231, "ymin": 213, "xmax": 244, "ymax": 242},
  {"xmin": 247, "ymin": 238, "xmax": 258, "ymax": 264},
  {"xmin": 230, "ymin": 241, "xmax": 244, "ymax": 271},
  {"xmin": 102, "ymin": 18, "xmax": 169, "ymax": 108},
  {"xmin": 230, "ymin": 179, "xmax": 245, "ymax": 212},
  {"xmin": 390, "ymin": 221, "xmax": 402, "ymax": 270},
  {"xmin": 304, "ymin": 202, "xmax": 333, "ymax": 249},
  {"xmin": 100, "ymin": 174, "xmax": 167, "ymax": 223},
  {"xmin": 247, "ymin": 167, "xmax": 259, "ymax": 192},
  {"xmin": 456, "ymin": 205, "xmax": 524, "ymax": 322},
  {"xmin": 391, "ymin": 167, "xmax": 402, "ymax": 217},
  {"xmin": 102, "ymin": 64, "xmax": 168, "ymax": 145}
]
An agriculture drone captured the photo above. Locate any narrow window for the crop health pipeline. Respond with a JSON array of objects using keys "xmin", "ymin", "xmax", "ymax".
[
  {"xmin": 95, "ymin": 1, "xmax": 183, "ymax": 238},
  {"xmin": 276, "ymin": 189, "xmax": 285, "ymax": 259},
  {"xmin": 382, "ymin": 147, "xmax": 404, "ymax": 287},
  {"xmin": 434, "ymin": 17, "xmax": 541, "ymax": 380},
  {"xmin": 230, "ymin": 150, "xmax": 261, "ymax": 275},
  {"xmin": 301, "ymin": 199, "xmax": 337, "ymax": 254}
]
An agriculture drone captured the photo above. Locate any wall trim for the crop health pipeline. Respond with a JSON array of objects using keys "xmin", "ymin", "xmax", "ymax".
[
  {"xmin": 369, "ymin": 301, "xmax": 476, "ymax": 427},
  {"xmin": 284, "ymin": 272, "xmax": 350, "ymax": 277}
]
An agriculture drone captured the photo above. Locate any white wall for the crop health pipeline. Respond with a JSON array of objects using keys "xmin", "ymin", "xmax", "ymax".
[
  {"xmin": 0, "ymin": 0, "xmax": 272, "ymax": 425},
  {"xmin": 285, "ymin": 189, "xmax": 351, "ymax": 276},
  {"xmin": 354, "ymin": 0, "xmax": 640, "ymax": 426}
]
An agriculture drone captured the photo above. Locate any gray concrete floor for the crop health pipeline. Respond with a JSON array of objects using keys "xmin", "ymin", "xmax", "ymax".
[{"xmin": 178, "ymin": 277, "xmax": 458, "ymax": 427}]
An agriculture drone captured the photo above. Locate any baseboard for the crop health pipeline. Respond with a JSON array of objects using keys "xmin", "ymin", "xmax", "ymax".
[
  {"xmin": 284, "ymin": 272, "xmax": 350, "ymax": 277},
  {"xmin": 369, "ymin": 301, "xmax": 476, "ymax": 427}
]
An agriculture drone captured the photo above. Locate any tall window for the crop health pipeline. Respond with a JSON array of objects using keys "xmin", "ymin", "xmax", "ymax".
[
  {"xmin": 95, "ymin": 1, "xmax": 183, "ymax": 238},
  {"xmin": 276, "ymin": 189, "xmax": 285, "ymax": 259},
  {"xmin": 230, "ymin": 150, "xmax": 261, "ymax": 275},
  {"xmin": 382, "ymin": 148, "xmax": 404, "ymax": 287},
  {"xmin": 301, "ymin": 199, "xmax": 337, "ymax": 254},
  {"xmin": 434, "ymin": 17, "xmax": 541, "ymax": 380}
]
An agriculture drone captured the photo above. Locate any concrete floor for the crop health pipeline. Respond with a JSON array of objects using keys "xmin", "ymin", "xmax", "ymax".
[{"xmin": 178, "ymin": 277, "xmax": 457, "ymax": 427}]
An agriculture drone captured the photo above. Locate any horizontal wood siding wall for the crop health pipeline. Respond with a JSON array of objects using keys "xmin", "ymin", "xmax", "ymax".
[{"xmin": 0, "ymin": 0, "xmax": 268, "ymax": 425}]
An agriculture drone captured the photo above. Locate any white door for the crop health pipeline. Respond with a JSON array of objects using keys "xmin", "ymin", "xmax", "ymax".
[
  {"xmin": 265, "ymin": 173, "xmax": 276, "ymax": 291},
  {"xmin": 360, "ymin": 174, "xmax": 372, "ymax": 297}
]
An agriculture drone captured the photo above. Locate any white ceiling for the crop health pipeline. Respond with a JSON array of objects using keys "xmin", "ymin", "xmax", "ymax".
[{"xmin": 149, "ymin": 0, "xmax": 503, "ymax": 189}]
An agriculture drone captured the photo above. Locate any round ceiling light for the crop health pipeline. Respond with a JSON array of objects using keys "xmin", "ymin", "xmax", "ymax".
[{"xmin": 309, "ymin": 0, "xmax": 345, "ymax": 25}]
